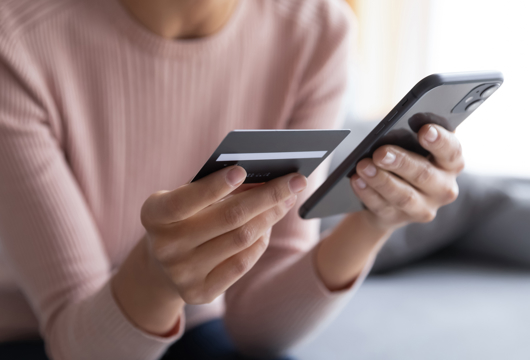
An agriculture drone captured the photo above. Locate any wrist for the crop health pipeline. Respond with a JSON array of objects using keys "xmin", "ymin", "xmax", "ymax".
[
  {"xmin": 357, "ymin": 209, "xmax": 402, "ymax": 233},
  {"xmin": 316, "ymin": 211, "xmax": 393, "ymax": 291},
  {"xmin": 112, "ymin": 235, "xmax": 185, "ymax": 336}
]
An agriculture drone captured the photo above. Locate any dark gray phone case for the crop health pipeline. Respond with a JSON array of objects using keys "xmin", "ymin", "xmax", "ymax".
[{"xmin": 300, "ymin": 71, "xmax": 504, "ymax": 219}]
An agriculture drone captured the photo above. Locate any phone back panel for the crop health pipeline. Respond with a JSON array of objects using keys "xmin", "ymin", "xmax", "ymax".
[{"xmin": 300, "ymin": 71, "xmax": 503, "ymax": 219}]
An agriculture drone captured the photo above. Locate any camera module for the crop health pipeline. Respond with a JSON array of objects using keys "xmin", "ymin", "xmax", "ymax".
[
  {"xmin": 465, "ymin": 100, "xmax": 484, "ymax": 112},
  {"xmin": 451, "ymin": 82, "xmax": 500, "ymax": 113},
  {"xmin": 480, "ymin": 84, "xmax": 500, "ymax": 99}
]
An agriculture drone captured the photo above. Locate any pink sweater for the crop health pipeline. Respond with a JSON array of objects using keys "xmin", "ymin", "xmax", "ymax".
[{"xmin": 0, "ymin": 0, "xmax": 370, "ymax": 358}]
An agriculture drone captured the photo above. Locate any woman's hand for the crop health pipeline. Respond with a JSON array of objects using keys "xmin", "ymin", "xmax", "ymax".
[
  {"xmin": 316, "ymin": 123, "xmax": 464, "ymax": 290},
  {"xmin": 350, "ymin": 124, "xmax": 464, "ymax": 231},
  {"xmin": 141, "ymin": 166, "xmax": 306, "ymax": 304},
  {"xmin": 113, "ymin": 165, "xmax": 307, "ymax": 335}
]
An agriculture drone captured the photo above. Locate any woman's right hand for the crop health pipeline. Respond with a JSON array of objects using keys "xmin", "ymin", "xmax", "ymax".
[
  {"xmin": 112, "ymin": 165, "xmax": 307, "ymax": 335},
  {"xmin": 141, "ymin": 165, "xmax": 307, "ymax": 304}
]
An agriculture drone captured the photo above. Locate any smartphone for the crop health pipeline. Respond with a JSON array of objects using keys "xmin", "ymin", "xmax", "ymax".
[{"xmin": 299, "ymin": 71, "xmax": 504, "ymax": 219}]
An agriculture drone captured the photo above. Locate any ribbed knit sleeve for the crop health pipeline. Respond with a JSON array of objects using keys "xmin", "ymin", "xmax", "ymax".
[
  {"xmin": 0, "ymin": 0, "xmax": 372, "ymax": 358},
  {"xmin": 224, "ymin": 2, "xmax": 371, "ymax": 356},
  {"xmin": 0, "ymin": 11, "xmax": 183, "ymax": 360}
]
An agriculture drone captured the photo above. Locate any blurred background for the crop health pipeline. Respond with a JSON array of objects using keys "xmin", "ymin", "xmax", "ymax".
[
  {"xmin": 345, "ymin": 0, "xmax": 530, "ymax": 177},
  {"xmin": 292, "ymin": 1, "xmax": 530, "ymax": 359}
]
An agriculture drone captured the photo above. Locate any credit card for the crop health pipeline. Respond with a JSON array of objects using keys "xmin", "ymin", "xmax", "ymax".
[{"xmin": 192, "ymin": 129, "xmax": 350, "ymax": 183}]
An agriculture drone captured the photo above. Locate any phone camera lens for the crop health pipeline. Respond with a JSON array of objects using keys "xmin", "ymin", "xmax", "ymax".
[
  {"xmin": 480, "ymin": 84, "xmax": 500, "ymax": 99},
  {"xmin": 465, "ymin": 100, "xmax": 483, "ymax": 112}
]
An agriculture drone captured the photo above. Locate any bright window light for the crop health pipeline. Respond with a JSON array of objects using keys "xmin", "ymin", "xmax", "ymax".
[{"xmin": 427, "ymin": 0, "xmax": 530, "ymax": 177}]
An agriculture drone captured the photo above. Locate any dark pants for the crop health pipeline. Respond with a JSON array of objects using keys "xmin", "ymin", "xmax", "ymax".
[{"xmin": 0, "ymin": 319, "xmax": 295, "ymax": 360}]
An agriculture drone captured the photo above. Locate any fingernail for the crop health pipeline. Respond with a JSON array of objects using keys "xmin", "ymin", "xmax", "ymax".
[
  {"xmin": 355, "ymin": 178, "xmax": 367, "ymax": 189},
  {"xmin": 381, "ymin": 151, "xmax": 396, "ymax": 165},
  {"xmin": 288, "ymin": 175, "xmax": 307, "ymax": 194},
  {"xmin": 425, "ymin": 126, "xmax": 438, "ymax": 142},
  {"xmin": 226, "ymin": 166, "xmax": 246, "ymax": 187},
  {"xmin": 284, "ymin": 195, "xmax": 297, "ymax": 207},
  {"xmin": 362, "ymin": 164, "xmax": 377, "ymax": 177}
]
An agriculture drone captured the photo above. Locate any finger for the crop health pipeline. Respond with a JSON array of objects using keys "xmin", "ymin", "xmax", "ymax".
[
  {"xmin": 356, "ymin": 159, "xmax": 436, "ymax": 222},
  {"xmin": 229, "ymin": 183, "xmax": 264, "ymax": 195},
  {"xmin": 192, "ymin": 198, "xmax": 293, "ymax": 272},
  {"xmin": 141, "ymin": 166, "xmax": 247, "ymax": 226},
  {"xmin": 350, "ymin": 174, "xmax": 397, "ymax": 220},
  {"xmin": 216, "ymin": 183, "xmax": 264, "ymax": 203},
  {"xmin": 418, "ymin": 124, "xmax": 465, "ymax": 173},
  {"xmin": 179, "ymin": 173, "xmax": 306, "ymax": 245},
  {"xmin": 408, "ymin": 112, "xmax": 452, "ymax": 133},
  {"xmin": 372, "ymin": 145, "xmax": 459, "ymax": 203},
  {"xmin": 203, "ymin": 233, "xmax": 270, "ymax": 299}
]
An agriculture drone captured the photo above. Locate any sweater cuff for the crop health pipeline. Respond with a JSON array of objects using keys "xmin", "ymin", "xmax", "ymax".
[{"xmin": 82, "ymin": 281, "xmax": 185, "ymax": 360}]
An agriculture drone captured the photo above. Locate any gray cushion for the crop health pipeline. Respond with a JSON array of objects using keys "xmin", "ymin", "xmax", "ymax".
[{"xmin": 292, "ymin": 254, "xmax": 530, "ymax": 360}]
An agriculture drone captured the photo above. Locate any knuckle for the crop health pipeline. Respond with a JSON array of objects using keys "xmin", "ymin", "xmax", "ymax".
[
  {"xmin": 201, "ymin": 291, "xmax": 217, "ymax": 304},
  {"xmin": 233, "ymin": 226, "xmax": 255, "ymax": 248},
  {"xmin": 268, "ymin": 185, "xmax": 286, "ymax": 204},
  {"xmin": 168, "ymin": 260, "xmax": 196, "ymax": 286},
  {"xmin": 448, "ymin": 143, "xmax": 463, "ymax": 164},
  {"xmin": 444, "ymin": 183, "xmax": 459, "ymax": 203},
  {"xmin": 261, "ymin": 210, "xmax": 279, "ymax": 230},
  {"xmin": 418, "ymin": 209, "xmax": 437, "ymax": 223},
  {"xmin": 194, "ymin": 285, "xmax": 217, "ymax": 304},
  {"xmin": 370, "ymin": 205, "xmax": 384, "ymax": 217},
  {"xmin": 270, "ymin": 205, "xmax": 285, "ymax": 220},
  {"xmin": 168, "ymin": 262, "xmax": 186, "ymax": 280},
  {"xmin": 267, "ymin": 205, "xmax": 287, "ymax": 225},
  {"xmin": 254, "ymin": 236, "xmax": 269, "ymax": 253},
  {"xmin": 373, "ymin": 174, "xmax": 393, "ymax": 193},
  {"xmin": 223, "ymin": 202, "xmax": 247, "ymax": 227},
  {"xmin": 454, "ymin": 159, "xmax": 466, "ymax": 174},
  {"xmin": 151, "ymin": 240, "xmax": 174, "ymax": 265},
  {"xmin": 203, "ymin": 183, "xmax": 222, "ymax": 201},
  {"xmin": 414, "ymin": 164, "xmax": 435, "ymax": 185},
  {"xmin": 395, "ymin": 190, "xmax": 415, "ymax": 209},
  {"xmin": 381, "ymin": 175, "xmax": 394, "ymax": 192},
  {"xmin": 180, "ymin": 286, "xmax": 205, "ymax": 305},
  {"xmin": 372, "ymin": 204, "xmax": 393, "ymax": 219},
  {"xmin": 232, "ymin": 256, "xmax": 252, "ymax": 276},
  {"xmin": 164, "ymin": 195, "xmax": 187, "ymax": 221},
  {"xmin": 150, "ymin": 230, "xmax": 188, "ymax": 263},
  {"xmin": 141, "ymin": 191, "xmax": 165, "ymax": 226}
]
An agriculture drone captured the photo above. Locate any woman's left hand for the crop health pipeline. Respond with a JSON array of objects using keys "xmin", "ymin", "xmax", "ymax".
[{"xmin": 350, "ymin": 123, "xmax": 465, "ymax": 231}]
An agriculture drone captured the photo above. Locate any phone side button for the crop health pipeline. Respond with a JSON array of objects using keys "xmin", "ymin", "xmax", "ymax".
[
  {"xmin": 375, "ymin": 123, "xmax": 386, "ymax": 134},
  {"xmin": 385, "ymin": 110, "xmax": 398, "ymax": 123}
]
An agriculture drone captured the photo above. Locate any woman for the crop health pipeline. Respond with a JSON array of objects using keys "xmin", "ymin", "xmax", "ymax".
[{"xmin": 0, "ymin": 0, "xmax": 464, "ymax": 359}]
